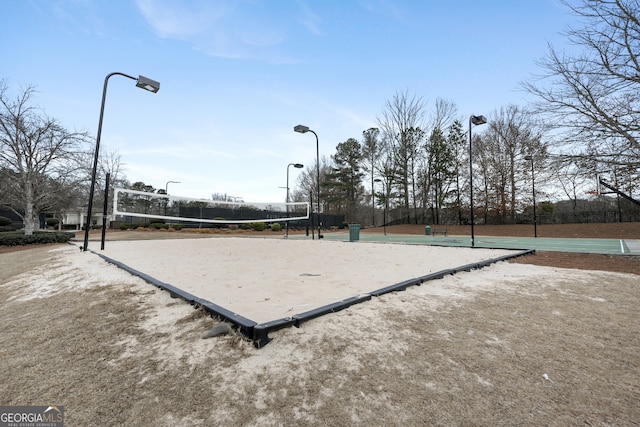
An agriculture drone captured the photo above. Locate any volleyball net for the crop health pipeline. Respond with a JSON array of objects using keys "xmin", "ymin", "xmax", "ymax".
[{"xmin": 113, "ymin": 188, "xmax": 310, "ymax": 224}]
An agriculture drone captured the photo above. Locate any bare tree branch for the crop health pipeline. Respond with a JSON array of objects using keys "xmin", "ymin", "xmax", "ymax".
[
  {"xmin": 523, "ymin": 0, "xmax": 640, "ymax": 162},
  {"xmin": 0, "ymin": 81, "xmax": 91, "ymax": 234}
]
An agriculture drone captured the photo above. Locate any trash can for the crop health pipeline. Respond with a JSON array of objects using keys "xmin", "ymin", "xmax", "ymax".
[
  {"xmin": 348, "ymin": 224, "xmax": 360, "ymax": 241},
  {"xmin": 425, "ymin": 225, "xmax": 431, "ymax": 235}
]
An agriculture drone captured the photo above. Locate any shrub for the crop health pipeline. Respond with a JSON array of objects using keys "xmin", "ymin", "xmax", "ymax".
[
  {"xmin": 183, "ymin": 228, "xmax": 213, "ymax": 234},
  {"xmin": 149, "ymin": 223, "xmax": 169, "ymax": 230},
  {"xmin": 0, "ymin": 231, "xmax": 73, "ymax": 246},
  {"xmin": 119, "ymin": 222, "xmax": 150, "ymax": 230},
  {"xmin": 0, "ymin": 216, "xmax": 12, "ymax": 226},
  {"xmin": 270, "ymin": 223, "xmax": 281, "ymax": 232},
  {"xmin": 252, "ymin": 222, "xmax": 266, "ymax": 231},
  {"xmin": 46, "ymin": 218, "xmax": 60, "ymax": 227}
]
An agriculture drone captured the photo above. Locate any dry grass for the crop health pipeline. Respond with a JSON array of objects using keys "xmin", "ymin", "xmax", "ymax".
[{"xmin": 1, "ymin": 225, "xmax": 639, "ymax": 426}]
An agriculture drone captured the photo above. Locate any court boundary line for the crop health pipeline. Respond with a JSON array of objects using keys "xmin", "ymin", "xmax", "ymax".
[{"xmin": 322, "ymin": 232, "xmax": 637, "ymax": 255}]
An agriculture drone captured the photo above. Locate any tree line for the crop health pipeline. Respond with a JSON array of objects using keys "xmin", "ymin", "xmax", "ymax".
[
  {"xmin": 1, "ymin": 0, "xmax": 639, "ymax": 234},
  {"xmin": 291, "ymin": 0, "xmax": 639, "ymax": 226}
]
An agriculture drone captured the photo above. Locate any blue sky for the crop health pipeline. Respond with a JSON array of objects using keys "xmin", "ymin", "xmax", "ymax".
[{"xmin": 3, "ymin": 0, "xmax": 575, "ymax": 202}]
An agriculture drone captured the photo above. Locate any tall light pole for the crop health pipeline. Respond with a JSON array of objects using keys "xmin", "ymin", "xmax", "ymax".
[
  {"xmin": 468, "ymin": 114, "xmax": 487, "ymax": 248},
  {"xmin": 83, "ymin": 72, "xmax": 160, "ymax": 252},
  {"xmin": 524, "ymin": 155, "xmax": 538, "ymax": 238},
  {"xmin": 374, "ymin": 178, "xmax": 387, "ymax": 235},
  {"xmin": 371, "ymin": 178, "xmax": 376, "ymax": 228},
  {"xmin": 286, "ymin": 163, "xmax": 304, "ymax": 238},
  {"xmin": 165, "ymin": 180, "xmax": 180, "ymax": 194},
  {"xmin": 164, "ymin": 181, "xmax": 180, "ymax": 217},
  {"xmin": 294, "ymin": 124, "xmax": 322, "ymax": 239}
]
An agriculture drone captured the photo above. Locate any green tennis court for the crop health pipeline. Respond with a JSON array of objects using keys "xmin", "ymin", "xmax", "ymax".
[{"xmin": 321, "ymin": 232, "xmax": 640, "ymax": 255}]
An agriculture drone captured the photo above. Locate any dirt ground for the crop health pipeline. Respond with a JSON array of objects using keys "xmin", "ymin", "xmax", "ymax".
[{"xmin": 0, "ymin": 224, "xmax": 638, "ymax": 426}]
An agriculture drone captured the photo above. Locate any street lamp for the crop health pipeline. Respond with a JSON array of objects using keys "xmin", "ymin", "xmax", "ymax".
[
  {"xmin": 294, "ymin": 124, "xmax": 322, "ymax": 239},
  {"xmin": 83, "ymin": 72, "xmax": 160, "ymax": 252},
  {"xmin": 286, "ymin": 163, "xmax": 304, "ymax": 238},
  {"xmin": 374, "ymin": 178, "xmax": 387, "ymax": 236},
  {"xmin": 165, "ymin": 180, "xmax": 180, "ymax": 194},
  {"xmin": 524, "ymin": 155, "xmax": 538, "ymax": 238},
  {"xmin": 468, "ymin": 114, "xmax": 487, "ymax": 248},
  {"xmin": 164, "ymin": 180, "xmax": 180, "ymax": 217}
]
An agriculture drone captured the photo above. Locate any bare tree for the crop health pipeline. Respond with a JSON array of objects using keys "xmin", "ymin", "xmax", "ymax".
[
  {"xmin": 0, "ymin": 81, "xmax": 90, "ymax": 234},
  {"xmin": 292, "ymin": 155, "xmax": 332, "ymax": 209},
  {"xmin": 429, "ymin": 98, "xmax": 458, "ymax": 132},
  {"xmin": 475, "ymin": 105, "xmax": 548, "ymax": 222},
  {"xmin": 376, "ymin": 91, "xmax": 427, "ymax": 222},
  {"xmin": 523, "ymin": 0, "xmax": 640, "ymax": 165},
  {"xmin": 547, "ymin": 155, "xmax": 596, "ymax": 220},
  {"xmin": 97, "ymin": 148, "xmax": 127, "ymax": 217}
]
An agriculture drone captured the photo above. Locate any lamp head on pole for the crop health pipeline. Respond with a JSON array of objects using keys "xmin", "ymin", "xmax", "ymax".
[
  {"xmin": 470, "ymin": 115, "xmax": 487, "ymax": 126},
  {"xmin": 294, "ymin": 124, "xmax": 310, "ymax": 134},
  {"xmin": 524, "ymin": 155, "xmax": 533, "ymax": 161},
  {"xmin": 293, "ymin": 163, "xmax": 304, "ymax": 168},
  {"xmin": 135, "ymin": 75, "xmax": 161, "ymax": 93}
]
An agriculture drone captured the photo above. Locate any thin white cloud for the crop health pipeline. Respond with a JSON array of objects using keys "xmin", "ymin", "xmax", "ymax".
[
  {"xmin": 296, "ymin": 1, "xmax": 323, "ymax": 36},
  {"xmin": 333, "ymin": 105, "xmax": 377, "ymax": 131},
  {"xmin": 49, "ymin": 0, "xmax": 107, "ymax": 36},
  {"xmin": 248, "ymin": 147, "xmax": 285, "ymax": 158},
  {"xmin": 134, "ymin": 0, "xmax": 227, "ymax": 39},
  {"xmin": 356, "ymin": 0, "xmax": 406, "ymax": 22},
  {"xmin": 134, "ymin": 0, "xmax": 295, "ymax": 62},
  {"xmin": 123, "ymin": 146, "xmax": 237, "ymax": 160}
]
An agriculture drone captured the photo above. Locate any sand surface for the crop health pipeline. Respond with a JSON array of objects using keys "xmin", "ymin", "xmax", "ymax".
[
  {"xmin": 2, "ymin": 240, "xmax": 638, "ymax": 425},
  {"xmin": 89, "ymin": 237, "xmax": 518, "ymax": 323}
]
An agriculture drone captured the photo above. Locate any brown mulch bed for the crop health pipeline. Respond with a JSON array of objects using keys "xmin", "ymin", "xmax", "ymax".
[{"xmin": 513, "ymin": 250, "xmax": 640, "ymax": 275}]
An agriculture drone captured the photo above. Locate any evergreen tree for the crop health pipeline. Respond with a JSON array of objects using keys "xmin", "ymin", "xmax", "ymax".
[{"xmin": 325, "ymin": 138, "xmax": 364, "ymax": 222}]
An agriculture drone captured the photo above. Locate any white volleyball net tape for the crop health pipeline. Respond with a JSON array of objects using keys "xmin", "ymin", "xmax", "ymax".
[{"xmin": 113, "ymin": 188, "xmax": 310, "ymax": 224}]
